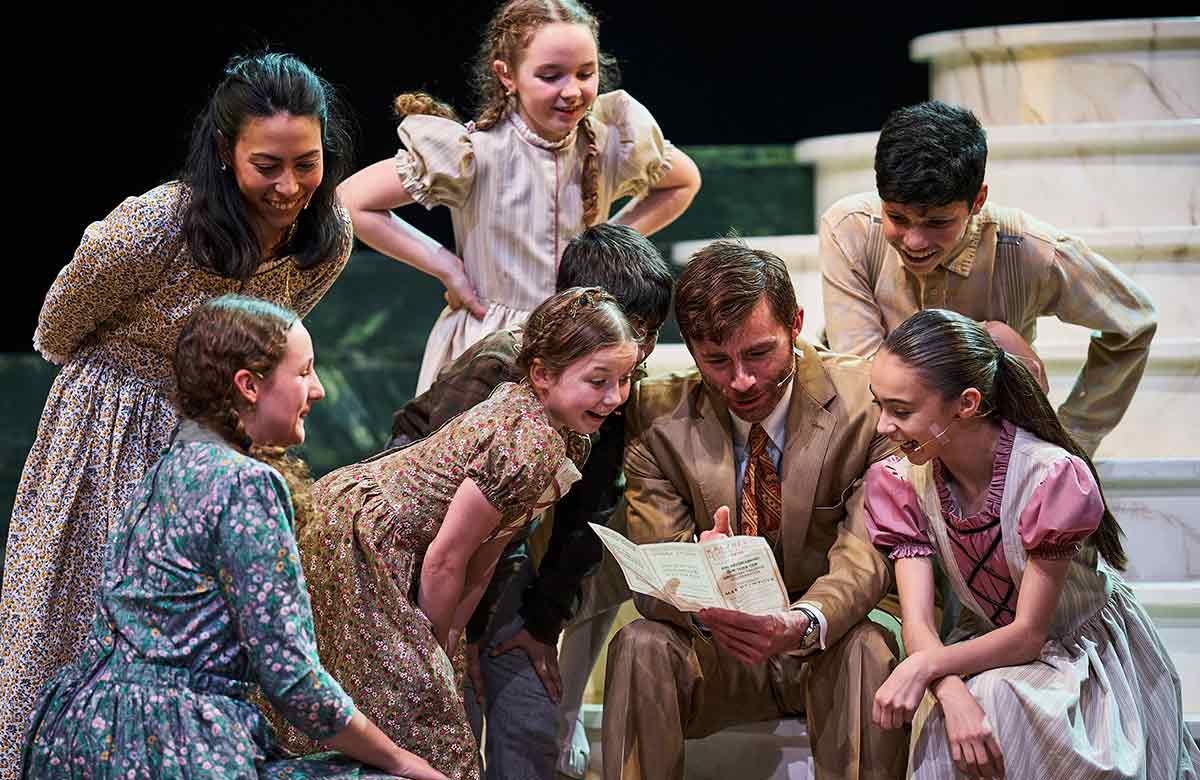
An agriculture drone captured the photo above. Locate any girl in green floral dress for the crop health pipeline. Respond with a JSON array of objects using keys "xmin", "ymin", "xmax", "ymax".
[{"xmin": 21, "ymin": 296, "xmax": 445, "ymax": 780}]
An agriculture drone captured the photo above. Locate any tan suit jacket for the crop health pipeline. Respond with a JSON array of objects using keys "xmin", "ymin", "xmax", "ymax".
[{"xmin": 623, "ymin": 338, "xmax": 892, "ymax": 647}]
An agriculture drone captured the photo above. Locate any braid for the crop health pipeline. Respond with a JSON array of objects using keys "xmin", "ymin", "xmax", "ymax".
[
  {"xmin": 577, "ymin": 114, "xmax": 601, "ymax": 224},
  {"xmin": 517, "ymin": 286, "xmax": 637, "ymax": 375},
  {"xmin": 393, "ymin": 91, "xmax": 460, "ymax": 121},
  {"xmin": 249, "ymin": 445, "xmax": 316, "ymax": 535},
  {"xmin": 993, "ymin": 353, "xmax": 1128, "ymax": 570}
]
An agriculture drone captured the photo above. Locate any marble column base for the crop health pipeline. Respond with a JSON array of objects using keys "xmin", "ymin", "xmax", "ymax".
[{"xmin": 910, "ymin": 18, "xmax": 1200, "ymax": 125}]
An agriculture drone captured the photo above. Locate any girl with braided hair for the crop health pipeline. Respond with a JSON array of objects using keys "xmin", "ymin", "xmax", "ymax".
[
  {"xmin": 0, "ymin": 52, "xmax": 356, "ymax": 776},
  {"xmin": 863, "ymin": 309, "xmax": 1199, "ymax": 779},
  {"xmin": 271, "ymin": 288, "xmax": 639, "ymax": 780},
  {"xmin": 339, "ymin": 0, "xmax": 699, "ymax": 394},
  {"xmin": 22, "ymin": 295, "xmax": 446, "ymax": 780}
]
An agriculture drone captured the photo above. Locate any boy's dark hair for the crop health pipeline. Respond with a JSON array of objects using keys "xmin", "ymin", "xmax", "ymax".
[
  {"xmin": 556, "ymin": 223, "xmax": 674, "ymax": 332},
  {"xmin": 875, "ymin": 100, "xmax": 988, "ymax": 209}
]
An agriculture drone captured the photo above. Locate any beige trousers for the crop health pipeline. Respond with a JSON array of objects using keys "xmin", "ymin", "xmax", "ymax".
[{"xmin": 601, "ymin": 617, "xmax": 908, "ymax": 780}]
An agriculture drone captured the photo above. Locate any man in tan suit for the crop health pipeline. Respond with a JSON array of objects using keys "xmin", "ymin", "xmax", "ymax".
[{"xmin": 601, "ymin": 240, "xmax": 907, "ymax": 780}]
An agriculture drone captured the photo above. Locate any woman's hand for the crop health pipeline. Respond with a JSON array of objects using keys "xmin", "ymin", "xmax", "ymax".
[
  {"xmin": 872, "ymin": 651, "xmax": 934, "ymax": 730},
  {"xmin": 436, "ymin": 247, "xmax": 486, "ymax": 319},
  {"xmin": 939, "ymin": 684, "xmax": 1005, "ymax": 779}
]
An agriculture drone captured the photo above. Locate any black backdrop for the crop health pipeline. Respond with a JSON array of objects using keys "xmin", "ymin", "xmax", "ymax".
[{"xmin": 15, "ymin": 2, "xmax": 1190, "ymax": 352}]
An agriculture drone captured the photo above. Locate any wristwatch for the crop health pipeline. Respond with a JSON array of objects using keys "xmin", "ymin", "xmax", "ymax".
[{"xmin": 795, "ymin": 606, "xmax": 820, "ymax": 652}]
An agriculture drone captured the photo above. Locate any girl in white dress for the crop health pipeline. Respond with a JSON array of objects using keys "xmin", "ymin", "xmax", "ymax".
[
  {"xmin": 339, "ymin": 0, "xmax": 700, "ymax": 393},
  {"xmin": 864, "ymin": 309, "xmax": 1198, "ymax": 779}
]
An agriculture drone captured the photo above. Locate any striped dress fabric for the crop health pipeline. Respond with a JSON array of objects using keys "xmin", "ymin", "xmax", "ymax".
[
  {"xmin": 866, "ymin": 427, "xmax": 1199, "ymax": 779},
  {"xmin": 393, "ymin": 90, "xmax": 674, "ymax": 394}
]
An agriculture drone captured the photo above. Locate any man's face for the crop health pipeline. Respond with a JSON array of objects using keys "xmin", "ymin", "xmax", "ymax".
[
  {"xmin": 880, "ymin": 185, "xmax": 987, "ymax": 275},
  {"xmin": 688, "ymin": 298, "xmax": 801, "ymax": 423}
]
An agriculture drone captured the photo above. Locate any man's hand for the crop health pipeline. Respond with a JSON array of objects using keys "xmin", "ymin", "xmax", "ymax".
[
  {"xmin": 699, "ymin": 505, "xmax": 732, "ymax": 543},
  {"xmin": 465, "ymin": 642, "xmax": 485, "ymax": 707},
  {"xmin": 696, "ymin": 606, "xmax": 808, "ymax": 665},
  {"xmin": 491, "ymin": 627, "xmax": 562, "ymax": 703}
]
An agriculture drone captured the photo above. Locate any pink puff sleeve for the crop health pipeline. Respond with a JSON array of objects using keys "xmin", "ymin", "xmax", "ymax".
[
  {"xmin": 864, "ymin": 460, "xmax": 936, "ymax": 560},
  {"xmin": 1018, "ymin": 455, "xmax": 1104, "ymax": 559}
]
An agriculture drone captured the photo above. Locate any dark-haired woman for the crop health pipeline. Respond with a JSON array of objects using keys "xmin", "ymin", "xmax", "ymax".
[
  {"xmin": 864, "ymin": 308, "xmax": 1198, "ymax": 779},
  {"xmin": 22, "ymin": 295, "xmax": 445, "ymax": 780},
  {"xmin": 0, "ymin": 52, "xmax": 355, "ymax": 773}
]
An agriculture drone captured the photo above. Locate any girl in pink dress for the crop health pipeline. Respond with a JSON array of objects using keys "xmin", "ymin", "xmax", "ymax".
[
  {"xmin": 864, "ymin": 308, "xmax": 1198, "ymax": 779},
  {"xmin": 338, "ymin": 0, "xmax": 700, "ymax": 393}
]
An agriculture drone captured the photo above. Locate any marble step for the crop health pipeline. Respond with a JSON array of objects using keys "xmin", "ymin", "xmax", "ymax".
[
  {"xmin": 910, "ymin": 17, "xmax": 1200, "ymax": 126},
  {"xmin": 791, "ymin": 119, "xmax": 1200, "ymax": 230}
]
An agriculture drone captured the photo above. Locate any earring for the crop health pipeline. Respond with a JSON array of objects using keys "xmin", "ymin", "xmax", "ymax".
[{"xmin": 220, "ymin": 161, "xmax": 227, "ymax": 171}]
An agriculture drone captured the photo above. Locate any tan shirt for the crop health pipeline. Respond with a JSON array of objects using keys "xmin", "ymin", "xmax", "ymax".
[{"xmin": 820, "ymin": 192, "xmax": 1157, "ymax": 455}]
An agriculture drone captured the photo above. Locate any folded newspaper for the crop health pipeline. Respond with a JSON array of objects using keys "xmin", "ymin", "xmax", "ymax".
[{"xmin": 589, "ymin": 522, "xmax": 789, "ymax": 614}]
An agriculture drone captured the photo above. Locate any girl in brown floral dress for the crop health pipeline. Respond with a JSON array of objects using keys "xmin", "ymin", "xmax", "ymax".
[
  {"xmin": 273, "ymin": 288, "xmax": 640, "ymax": 780},
  {"xmin": 0, "ymin": 53, "xmax": 355, "ymax": 777}
]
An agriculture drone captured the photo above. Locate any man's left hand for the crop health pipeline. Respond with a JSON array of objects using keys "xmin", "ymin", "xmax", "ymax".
[{"xmin": 697, "ymin": 607, "xmax": 808, "ymax": 665}]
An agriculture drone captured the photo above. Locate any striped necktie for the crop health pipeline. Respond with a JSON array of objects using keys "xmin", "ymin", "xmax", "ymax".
[{"xmin": 741, "ymin": 423, "xmax": 782, "ymax": 544}]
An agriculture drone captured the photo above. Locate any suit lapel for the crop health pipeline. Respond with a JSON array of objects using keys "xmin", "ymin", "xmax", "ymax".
[
  {"xmin": 686, "ymin": 382, "xmax": 737, "ymax": 533},
  {"xmin": 779, "ymin": 343, "xmax": 837, "ymax": 590}
]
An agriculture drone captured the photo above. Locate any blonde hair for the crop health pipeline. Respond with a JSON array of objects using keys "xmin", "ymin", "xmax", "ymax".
[{"xmin": 394, "ymin": 0, "xmax": 617, "ymax": 224}]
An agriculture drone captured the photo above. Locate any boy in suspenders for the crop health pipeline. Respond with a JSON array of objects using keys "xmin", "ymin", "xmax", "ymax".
[{"xmin": 819, "ymin": 100, "xmax": 1156, "ymax": 455}]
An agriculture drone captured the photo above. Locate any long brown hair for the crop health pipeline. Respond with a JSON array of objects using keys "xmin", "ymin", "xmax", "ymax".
[
  {"xmin": 883, "ymin": 309, "xmax": 1126, "ymax": 570},
  {"xmin": 394, "ymin": 0, "xmax": 617, "ymax": 224},
  {"xmin": 173, "ymin": 294, "xmax": 315, "ymax": 530},
  {"xmin": 517, "ymin": 286, "xmax": 638, "ymax": 377}
]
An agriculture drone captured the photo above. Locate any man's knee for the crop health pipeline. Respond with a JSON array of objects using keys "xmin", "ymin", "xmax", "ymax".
[{"xmin": 607, "ymin": 618, "xmax": 690, "ymax": 678}]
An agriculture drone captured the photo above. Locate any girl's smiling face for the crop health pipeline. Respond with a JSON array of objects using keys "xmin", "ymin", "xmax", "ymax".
[
  {"xmin": 241, "ymin": 322, "xmax": 325, "ymax": 447},
  {"xmin": 533, "ymin": 341, "xmax": 638, "ymax": 434},
  {"xmin": 870, "ymin": 348, "xmax": 964, "ymax": 465},
  {"xmin": 496, "ymin": 21, "xmax": 599, "ymax": 141}
]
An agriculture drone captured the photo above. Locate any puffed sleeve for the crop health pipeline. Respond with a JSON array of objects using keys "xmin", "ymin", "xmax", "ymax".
[
  {"xmin": 215, "ymin": 462, "xmax": 354, "ymax": 741},
  {"xmin": 290, "ymin": 203, "xmax": 353, "ymax": 317},
  {"xmin": 34, "ymin": 182, "xmax": 183, "ymax": 364},
  {"xmin": 1018, "ymin": 455, "xmax": 1103, "ymax": 559},
  {"xmin": 864, "ymin": 460, "xmax": 936, "ymax": 559},
  {"xmin": 591, "ymin": 90, "xmax": 674, "ymax": 201},
  {"xmin": 394, "ymin": 114, "xmax": 477, "ymax": 210},
  {"xmin": 465, "ymin": 409, "xmax": 567, "ymax": 516}
]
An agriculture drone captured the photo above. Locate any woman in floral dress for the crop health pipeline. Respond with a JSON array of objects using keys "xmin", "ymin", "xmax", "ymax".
[
  {"xmin": 0, "ymin": 53, "xmax": 356, "ymax": 775},
  {"xmin": 22, "ymin": 295, "xmax": 445, "ymax": 780},
  {"xmin": 864, "ymin": 309, "xmax": 1199, "ymax": 779},
  {"xmin": 273, "ymin": 288, "xmax": 640, "ymax": 780}
]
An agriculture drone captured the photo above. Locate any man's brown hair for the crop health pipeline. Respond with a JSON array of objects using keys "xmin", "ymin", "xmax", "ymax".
[{"xmin": 675, "ymin": 238, "xmax": 798, "ymax": 345}]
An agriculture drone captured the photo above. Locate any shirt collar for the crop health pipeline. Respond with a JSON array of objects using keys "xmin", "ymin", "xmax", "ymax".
[
  {"xmin": 729, "ymin": 379, "xmax": 793, "ymax": 454},
  {"xmin": 941, "ymin": 211, "xmax": 983, "ymax": 278}
]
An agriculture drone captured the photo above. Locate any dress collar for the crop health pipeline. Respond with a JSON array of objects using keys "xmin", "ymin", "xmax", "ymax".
[
  {"xmin": 509, "ymin": 110, "xmax": 579, "ymax": 151},
  {"xmin": 174, "ymin": 418, "xmax": 237, "ymax": 448}
]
